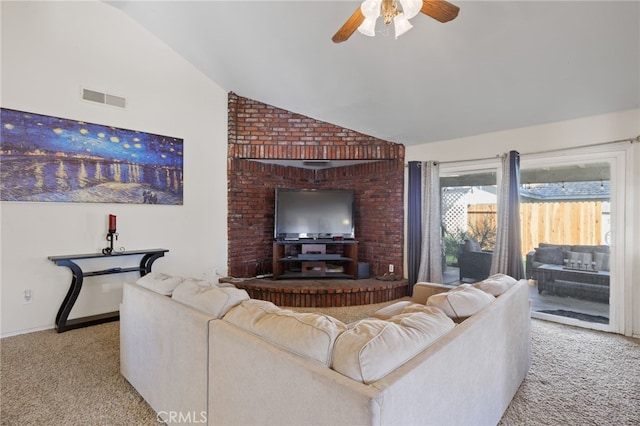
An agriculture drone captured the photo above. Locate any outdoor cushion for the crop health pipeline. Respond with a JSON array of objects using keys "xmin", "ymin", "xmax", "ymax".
[
  {"xmin": 567, "ymin": 251, "xmax": 593, "ymax": 268},
  {"xmin": 595, "ymin": 252, "xmax": 610, "ymax": 271},
  {"xmin": 462, "ymin": 238, "xmax": 482, "ymax": 252},
  {"xmin": 539, "ymin": 243, "xmax": 571, "ymax": 252},
  {"xmin": 427, "ymin": 284, "xmax": 495, "ymax": 320},
  {"xmin": 136, "ymin": 272, "xmax": 184, "ymax": 296},
  {"xmin": 570, "ymin": 244, "xmax": 610, "ymax": 254},
  {"xmin": 223, "ymin": 299, "xmax": 347, "ymax": 366},
  {"xmin": 332, "ymin": 308, "xmax": 454, "ymax": 384},
  {"xmin": 534, "ymin": 246, "xmax": 564, "ymax": 265}
]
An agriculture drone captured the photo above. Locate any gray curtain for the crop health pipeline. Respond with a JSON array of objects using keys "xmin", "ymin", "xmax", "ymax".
[
  {"xmin": 407, "ymin": 161, "xmax": 422, "ymax": 295},
  {"xmin": 491, "ymin": 151, "xmax": 525, "ymax": 279},
  {"xmin": 417, "ymin": 161, "xmax": 443, "ymax": 283}
]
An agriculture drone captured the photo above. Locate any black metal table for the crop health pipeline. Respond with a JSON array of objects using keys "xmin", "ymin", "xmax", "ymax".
[{"xmin": 48, "ymin": 249, "xmax": 168, "ymax": 332}]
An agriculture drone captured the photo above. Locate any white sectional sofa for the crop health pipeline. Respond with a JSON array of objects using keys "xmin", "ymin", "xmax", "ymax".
[{"xmin": 120, "ymin": 274, "xmax": 530, "ymax": 426}]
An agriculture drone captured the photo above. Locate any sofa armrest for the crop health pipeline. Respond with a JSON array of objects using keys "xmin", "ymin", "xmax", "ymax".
[
  {"xmin": 120, "ymin": 282, "xmax": 216, "ymax": 423},
  {"xmin": 525, "ymin": 251, "xmax": 536, "ymax": 279},
  {"xmin": 412, "ymin": 282, "xmax": 453, "ymax": 304}
]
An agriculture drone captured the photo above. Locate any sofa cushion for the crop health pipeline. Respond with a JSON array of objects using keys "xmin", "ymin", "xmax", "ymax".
[
  {"xmin": 571, "ymin": 244, "xmax": 610, "ymax": 255},
  {"xmin": 371, "ymin": 300, "xmax": 458, "ymax": 320},
  {"xmin": 223, "ymin": 299, "xmax": 347, "ymax": 366},
  {"xmin": 171, "ymin": 279, "xmax": 249, "ymax": 318},
  {"xmin": 136, "ymin": 272, "xmax": 184, "ymax": 296},
  {"xmin": 567, "ymin": 251, "xmax": 593, "ymax": 268},
  {"xmin": 426, "ymin": 284, "xmax": 495, "ymax": 320},
  {"xmin": 539, "ymin": 243, "xmax": 571, "ymax": 252},
  {"xmin": 332, "ymin": 308, "xmax": 454, "ymax": 384},
  {"xmin": 370, "ymin": 300, "xmax": 414, "ymax": 320},
  {"xmin": 534, "ymin": 246, "xmax": 564, "ymax": 265},
  {"xmin": 473, "ymin": 274, "xmax": 518, "ymax": 296},
  {"xmin": 594, "ymin": 252, "xmax": 610, "ymax": 271},
  {"xmin": 462, "ymin": 238, "xmax": 482, "ymax": 252}
]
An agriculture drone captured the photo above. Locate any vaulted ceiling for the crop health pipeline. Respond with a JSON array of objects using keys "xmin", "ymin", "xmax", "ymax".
[{"xmin": 107, "ymin": 1, "xmax": 640, "ymax": 146}]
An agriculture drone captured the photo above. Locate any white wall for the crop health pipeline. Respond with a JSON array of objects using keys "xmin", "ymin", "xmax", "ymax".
[
  {"xmin": 406, "ymin": 109, "xmax": 639, "ymax": 162},
  {"xmin": 406, "ymin": 109, "xmax": 640, "ymax": 337},
  {"xmin": 0, "ymin": 1, "xmax": 229, "ymax": 336}
]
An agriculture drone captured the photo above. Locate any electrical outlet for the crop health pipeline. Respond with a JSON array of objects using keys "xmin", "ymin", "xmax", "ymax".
[
  {"xmin": 23, "ymin": 289, "xmax": 32, "ymax": 304},
  {"xmin": 388, "ymin": 264, "xmax": 394, "ymax": 273}
]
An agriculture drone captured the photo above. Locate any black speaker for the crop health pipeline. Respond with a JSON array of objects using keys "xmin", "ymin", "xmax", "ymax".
[{"xmin": 357, "ymin": 262, "xmax": 370, "ymax": 279}]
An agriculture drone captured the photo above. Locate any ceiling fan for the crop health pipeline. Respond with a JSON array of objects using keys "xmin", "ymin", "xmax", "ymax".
[{"xmin": 332, "ymin": 0, "xmax": 460, "ymax": 43}]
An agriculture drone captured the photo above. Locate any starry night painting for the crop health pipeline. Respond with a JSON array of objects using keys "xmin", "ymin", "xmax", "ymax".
[{"xmin": 0, "ymin": 108, "xmax": 183, "ymax": 204}]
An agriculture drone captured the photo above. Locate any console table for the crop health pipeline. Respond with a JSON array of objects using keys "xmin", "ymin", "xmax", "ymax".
[{"xmin": 48, "ymin": 248, "xmax": 168, "ymax": 332}]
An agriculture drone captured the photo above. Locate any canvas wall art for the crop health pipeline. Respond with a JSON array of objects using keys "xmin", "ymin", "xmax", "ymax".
[{"xmin": 0, "ymin": 108, "xmax": 183, "ymax": 204}]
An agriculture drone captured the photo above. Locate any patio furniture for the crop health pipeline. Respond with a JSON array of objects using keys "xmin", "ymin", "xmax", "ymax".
[
  {"xmin": 527, "ymin": 243, "xmax": 610, "ymax": 303},
  {"xmin": 458, "ymin": 238, "xmax": 492, "ymax": 281},
  {"xmin": 538, "ymin": 265, "xmax": 610, "ymax": 303},
  {"xmin": 526, "ymin": 243, "xmax": 610, "ymax": 281},
  {"xmin": 537, "ymin": 264, "xmax": 610, "ymax": 303}
]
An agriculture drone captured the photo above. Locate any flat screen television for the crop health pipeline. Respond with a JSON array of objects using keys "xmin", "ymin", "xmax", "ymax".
[{"xmin": 274, "ymin": 189, "xmax": 355, "ymax": 240}]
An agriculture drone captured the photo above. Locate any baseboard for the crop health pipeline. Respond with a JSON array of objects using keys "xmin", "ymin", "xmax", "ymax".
[{"xmin": 1, "ymin": 324, "xmax": 55, "ymax": 339}]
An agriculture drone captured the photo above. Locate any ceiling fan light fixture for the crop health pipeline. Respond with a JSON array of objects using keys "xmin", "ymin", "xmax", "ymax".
[
  {"xmin": 360, "ymin": 0, "xmax": 382, "ymax": 20},
  {"xmin": 358, "ymin": 18, "xmax": 377, "ymax": 36},
  {"xmin": 332, "ymin": 0, "xmax": 459, "ymax": 44},
  {"xmin": 393, "ymin": 13, "xmax": 413, "ymax": 38},
  {"xmin": 399, "ymin": 0, "xmax": 422, "ymax": 19},
  {"xmin": 358, "ymin": 0, "xmax": 382, "ymax": 36}
]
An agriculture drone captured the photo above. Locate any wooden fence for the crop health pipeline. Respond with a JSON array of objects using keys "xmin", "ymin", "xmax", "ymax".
[{"xmin": 468, "ymin": 202, "xmax": 603, "ymax": 255}]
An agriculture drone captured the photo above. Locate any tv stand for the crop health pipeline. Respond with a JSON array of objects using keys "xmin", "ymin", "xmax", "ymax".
[{"xmin": 273, "ymin": 240, "xmax": 358, "ymax": 280}]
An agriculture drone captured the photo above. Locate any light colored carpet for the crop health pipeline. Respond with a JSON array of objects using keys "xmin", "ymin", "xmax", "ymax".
[
  {"xmin": 1, "ymin": 303, "xmax": 638, "ymax": 425},
  {"xmin": 499, "ymin": 320, "xmax": 640, "ymax": 425}
]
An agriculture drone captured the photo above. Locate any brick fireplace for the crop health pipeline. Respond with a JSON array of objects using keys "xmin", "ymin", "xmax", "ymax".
[{"xmin": 227, "ymin": 92, "xmax": 405, "ymax": 279}]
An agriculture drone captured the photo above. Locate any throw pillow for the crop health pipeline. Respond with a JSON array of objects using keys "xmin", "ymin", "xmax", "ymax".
[
  {"xmin": 223, "ymin": 299, "xmax": 347, "ymax": 367},
  {"xmin": 332, "ymin": 308, "xmax": 454, "ymax": 384},
  {"xmin": 426, "ymin": 284, "xmax": 495, "ymax": 320},
  {"xmin": 534, "ymin": 246, "xmax": 564, "ymax": 265},
  {"xmin": 171, "ymin": 279, "xmax": 249, "ymax": 318},
  {"xmin": 567, "ymin": 251, "xmax": 593, "ymax": 268},
  {"xmin": 136, "ymin": 272, "xmax": 184, "ymax": 296},
  {"xmin": 473, "ymin": 273, "xmax": 517, "ymax": 296},
  {"xmin": 594, "ymin": 252, "xmax": 610, "ymax": 271}
]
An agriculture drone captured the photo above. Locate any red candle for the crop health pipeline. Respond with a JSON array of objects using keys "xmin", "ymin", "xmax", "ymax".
[{"xmin": 108, "ymin": 214, "xmax": 117, "ymax": 233}]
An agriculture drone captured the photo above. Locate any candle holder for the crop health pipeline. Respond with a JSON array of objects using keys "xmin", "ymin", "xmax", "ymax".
[{"xmin": 102, "ymin": 231, "xmax": 119, "ymax": 255}]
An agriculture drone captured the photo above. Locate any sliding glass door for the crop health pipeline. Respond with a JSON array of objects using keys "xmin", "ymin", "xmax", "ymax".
[
  {"xmin": 440, "ymin": 162, "xmax": 499, "ymax": 285},
  {"xmin": 437, "ymin": 144, "xmax": 631, "ymax": 334},
  {"xmin": 520, "ymin": 161, "xmax": 611, "ymax": 327},
  {"xmin": 520, "ymin": 144, "xmax": 632, "ymax": 334}
]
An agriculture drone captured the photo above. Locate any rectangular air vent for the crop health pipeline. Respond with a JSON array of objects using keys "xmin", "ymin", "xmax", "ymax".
[{"xmin": 82, "ymin": 88, "xmax": 126, "ymax": 108}]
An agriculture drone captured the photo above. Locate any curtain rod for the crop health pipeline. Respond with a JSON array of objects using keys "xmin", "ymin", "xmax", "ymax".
[{"xmin": 408, "ymin": 136, "xmax": 639, "ymax": 167}]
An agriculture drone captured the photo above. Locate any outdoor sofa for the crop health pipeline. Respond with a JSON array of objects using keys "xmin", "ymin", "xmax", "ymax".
[{"xmin": 526, "ymin": 243, "xmax": 610, "ymax": 302}]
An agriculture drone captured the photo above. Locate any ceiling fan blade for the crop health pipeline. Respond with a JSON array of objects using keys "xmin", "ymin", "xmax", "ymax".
[
  {"xmin": 421, "ymin": 0, "xmax": 460, "ymax": 23},
  {"xmin": 332, "ymin": 7, "xmax": 365, "ymax": 43}
]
